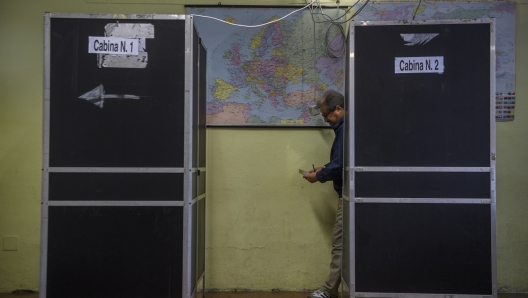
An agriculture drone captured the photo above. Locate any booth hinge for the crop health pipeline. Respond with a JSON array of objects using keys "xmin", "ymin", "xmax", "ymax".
[
  {"xmin": 492, "ymin": 153, "xmax": 496, "ymax": 160},
  {"xmin": 197, "ymin": 169, "xmax": 201, "ymax": 176}
]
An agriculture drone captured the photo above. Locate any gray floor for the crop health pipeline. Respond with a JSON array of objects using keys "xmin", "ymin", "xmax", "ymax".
[{"xmin": 0, "ymin": 292, "xmax": 527, "ymax": 298}]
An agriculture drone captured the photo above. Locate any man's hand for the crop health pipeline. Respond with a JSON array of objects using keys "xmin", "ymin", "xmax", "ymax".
[
  {"xmin": 303, "ymin": 171, "xmax": 319, "ymax": 183},
  {"xmin": 310, "ymin": 166, "xmax": 324, "ymax": 173}
]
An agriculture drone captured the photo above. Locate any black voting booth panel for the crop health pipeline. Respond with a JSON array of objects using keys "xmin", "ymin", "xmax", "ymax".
[
  {"xmin": 355, "ymin": 204, "xmax": 492, "ymax": 294},
  {"xmin": 343, "ymin": 20, "xmax": 496, "ymax": 297},
  {"xmin": 48, "ymin": 18, "xmax": 185, "ymax": 168},
  {"xmin": 47, "ymin": 206, "xmax": 184, "ymax": 297},
  {"xmin": 42, "ymin": 14, "xmax": 207, "ymax": 298}
]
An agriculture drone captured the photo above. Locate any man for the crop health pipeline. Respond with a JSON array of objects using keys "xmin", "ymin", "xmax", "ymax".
[{"xmin": 303, "ymin": 90, "xmax": 344, "ymax": 298}]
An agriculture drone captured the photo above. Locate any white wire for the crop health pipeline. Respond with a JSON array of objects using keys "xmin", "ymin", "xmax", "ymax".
[
  {"xmin": 190, "ymin": 0, "xmax": 317, "ymax": 28},
  {"xmin": 317, "ymin": 0, "xmax": 324, "ymax": 15}
]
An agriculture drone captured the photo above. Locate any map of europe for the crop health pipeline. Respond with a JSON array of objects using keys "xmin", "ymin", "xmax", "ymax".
[
  {"xmin": 189, "ymin": 3, "xmax": 515, "ymax": 124},
  {"xmin": 188, "ymin": 7, "xmax": 345, "ymax": 125}
]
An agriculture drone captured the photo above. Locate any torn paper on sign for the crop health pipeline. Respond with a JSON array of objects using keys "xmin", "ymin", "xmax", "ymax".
[
  {"xmin": 97, "ymin": 23, "xmax": 154, "ymax": 69},
  {"xmin": 400, "ymin": 33, "xmax": 438, "ymax": 46}
]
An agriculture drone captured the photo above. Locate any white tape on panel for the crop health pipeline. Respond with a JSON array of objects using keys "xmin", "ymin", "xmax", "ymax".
[{"xmin": 95, "ymin": 23, "xmax": 155, "ymax": 69}]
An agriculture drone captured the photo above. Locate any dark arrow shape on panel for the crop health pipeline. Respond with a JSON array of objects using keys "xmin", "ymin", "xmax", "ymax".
[{"xmin": 78, "ymin": 84, "xmax": 140, "ymax": 108}]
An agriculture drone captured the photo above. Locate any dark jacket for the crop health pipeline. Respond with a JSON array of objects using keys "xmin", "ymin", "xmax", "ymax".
[{"xmin": 316, "ymin": 117, "xmax": 344, "ymax": 197}]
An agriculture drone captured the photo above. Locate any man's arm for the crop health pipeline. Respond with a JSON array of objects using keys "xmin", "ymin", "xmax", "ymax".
[
  {"xmin": 303, "ymin": 166, "xmax": 324, "ymax": 183},
  {"xmin": 316, "ymin": 159, "xmax": 341, "ymax": 183},
  {"xmin": 316, "ymin": 130, "xmax": 344, "ymax": 183}
]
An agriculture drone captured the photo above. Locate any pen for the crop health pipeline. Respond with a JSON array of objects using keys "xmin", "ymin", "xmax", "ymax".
[{"xmin": 313, "ymin": 164, "xmax": 315, "ymax": 172}]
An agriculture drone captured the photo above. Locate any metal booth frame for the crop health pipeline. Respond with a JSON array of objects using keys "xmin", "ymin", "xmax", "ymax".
[
  {"xmin": 41, "ymin": 13, "xmax": 206, "ymax": 298},
  {"xmin": 343, "ymin": 18, "xmax": 497, "ymax": 298}
]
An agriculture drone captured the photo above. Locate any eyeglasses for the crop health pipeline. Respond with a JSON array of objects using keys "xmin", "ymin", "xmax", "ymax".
[
  {"xmin": 321, "ymin": 105, "xmax": 341, "ymax": 118},
  {"xmin": 321, "ymin": 108, "xmax": 336, "ymax": 118}
]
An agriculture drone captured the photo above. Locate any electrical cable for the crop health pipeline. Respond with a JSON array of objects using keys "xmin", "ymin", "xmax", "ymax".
[
  {"xmin": 324, "ymin": 22, "xmax": 346, "ymax": 58},
  {"xmin": 313, "ymin": 4, "xmax": 318, "ymax": 101},
  {"xmin": 190, "ymin": 0, "xmax": 371, "ymax": 58},
  {"xmin": 413, "ymin": 0, "xmax": 423, "ymax": 21},
  {"xmin": 306, "ymin": 0, "xmax": 354, "ymax": 24},
  {"xmin": 306, "ymin": 0, "xmax": 370, "ymax": 24},
  {"xmin": 308, "ymin": 1, "xmax": 339, "ymax": 58},
  {"xmin": 304, "ymin": 0, "xmax": 373, "ymax": 58},
  {"xmin": 330, "ymin": 0, "xmax": 371, "ymax": 24},
  {"xmin": 190, "ymin": 0, "xmax": 317, "ymax": 28}
]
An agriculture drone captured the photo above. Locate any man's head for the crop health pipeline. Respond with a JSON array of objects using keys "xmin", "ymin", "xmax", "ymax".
[{"xmin": 317, "ymin": 90, "xmax": 344, "ymax": 125}]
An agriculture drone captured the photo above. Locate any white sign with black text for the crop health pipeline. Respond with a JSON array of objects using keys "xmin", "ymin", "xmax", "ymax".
[
  {"xmin": 88, "ymin": 36, "xmax": 139, "ymax": 55},
  {"xmin": 395, "ymin": 56, "xmax": 444, "ymax": 74}
]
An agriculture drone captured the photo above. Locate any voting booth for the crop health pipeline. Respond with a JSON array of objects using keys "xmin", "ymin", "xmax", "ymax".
[
  {"xmin": 41, "ymin": 12, "xmax": 497, "ymax": 298},
  {"xmin": 41, "ymin": 13, "xmax": 207, "ymax": 298},
  {"xmin": 343, "ymin": 19, "xmax": 497, "ymax": 297}
]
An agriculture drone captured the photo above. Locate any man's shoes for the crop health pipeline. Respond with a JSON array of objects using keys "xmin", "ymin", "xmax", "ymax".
[{"xmin": 307, "ymin": 290, "xmax": 330, "ymax": 298}]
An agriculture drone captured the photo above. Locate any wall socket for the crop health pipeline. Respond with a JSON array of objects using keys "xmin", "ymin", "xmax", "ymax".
[{"xmin": 3, "ymin": 236, "xmax": 18, "ymax": 251}]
